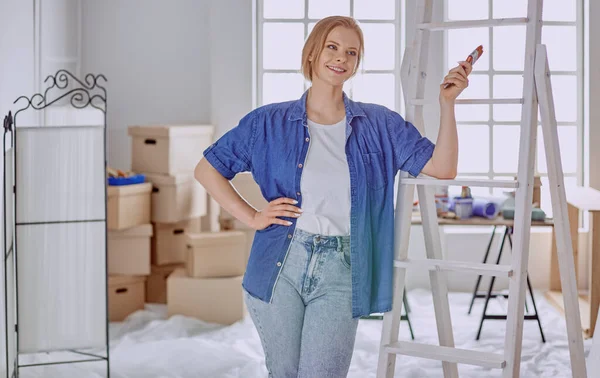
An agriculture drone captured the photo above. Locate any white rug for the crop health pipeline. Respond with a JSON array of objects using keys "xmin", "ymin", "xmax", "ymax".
[{"xmin": 5, "ymin": 289, "xmax": 594, "ymax": 377}]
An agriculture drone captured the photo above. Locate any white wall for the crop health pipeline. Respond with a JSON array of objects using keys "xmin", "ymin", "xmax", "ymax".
[
  {"xmin": 1, "ymin": 0, "xmax": 82, "ymax": 373},
  {"xmin": 0, "ymin": 1, "xmax": 36, "ymax": 127},
  {"xmin": 0, "ymin": 2, "xmax": 33, "ymax": 373},
  {"xmin": 80, "ymin": 0, "xmax": 212, "ymax": 170}
]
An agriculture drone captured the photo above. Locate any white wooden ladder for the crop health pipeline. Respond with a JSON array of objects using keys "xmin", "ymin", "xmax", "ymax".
[{"xmin": 376, "ymin": 0, "xmax": 588, "ymax": 377}]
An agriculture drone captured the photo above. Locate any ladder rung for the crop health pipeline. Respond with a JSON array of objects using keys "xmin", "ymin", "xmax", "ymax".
[
  {"xmin": 385, "ymin": 341, "xmax": 506, "ymax": 369},
  {"xmin": 410, "ymin": 98, "xmax": 523, "ymax": 106},
  {"xmin": 394, "ymin": 259, "xmax": 513, "ymax": 277},
  {"xmin": 401, "ymin": 178, "xmax": 518, "ymax": 188},
  {"xmin": 417, "ymin": 18, "xmax": 528, "ymax": 31}
]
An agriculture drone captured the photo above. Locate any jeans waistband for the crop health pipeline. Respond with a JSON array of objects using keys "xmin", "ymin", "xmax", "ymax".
[{"xmin": 293, "ymin": 228, "xmax": 350, "ymax": 252}]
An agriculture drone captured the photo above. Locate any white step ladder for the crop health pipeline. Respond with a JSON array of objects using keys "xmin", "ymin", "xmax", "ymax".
[{"xmin": 377, "ymin": 0, "xmax": 588, "ymax": 377}]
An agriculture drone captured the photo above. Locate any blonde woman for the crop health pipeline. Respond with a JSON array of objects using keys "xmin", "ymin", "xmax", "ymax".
[{"xmin": 195, "ymin": 15, "xmax": 470, "ymax": 378}]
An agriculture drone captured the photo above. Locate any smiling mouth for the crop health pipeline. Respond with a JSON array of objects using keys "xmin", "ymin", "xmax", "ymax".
[{"xmin": 327, "ymin": 65, "xmax": 347, "ymax": 73}]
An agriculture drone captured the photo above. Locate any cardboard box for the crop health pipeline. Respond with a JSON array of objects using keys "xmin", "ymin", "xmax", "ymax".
[
  {"xmin": 219, "ymin": 172, "xmax": 268, "ymax": 223},
  {"xmin": 188, "ymin": 217, "xmax": 203, "ymax": 233},
  {"xmin": 145, "ymin": 263, "xmax": 184, "ymax": 304},
  {"xmin": 185, "ymin": 231, "xmax": 247, "ymax": 278},
  {"xmin": 107, "ymin": 183, "xmax": 152, "ymax": 230},
  {"xmin": 108, "ymin": 275, "xmax": 146, "ymax": 322},
  {"xmin": 167, "ymin": 268, "xmax": 245, "ymax": 325},
  {"xmin": 144, "ymin": 172, "xmax": 207, "ymax": 223},
  {"xmin": 128, "ymin": 124, "xmax": 214, "ymax": 175},
  {"xmin": 152, "ymin": 219, "xmax": 197, "ymax": 265},
  {"xmin": 108, "ymin": 224, "xmax": 153, "ymax": 275}
]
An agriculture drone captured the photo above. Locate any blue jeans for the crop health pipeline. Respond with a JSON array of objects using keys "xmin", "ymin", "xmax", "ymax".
[{"xmin": 243, "ymin": 228, "xmax": 358, "ymax": 378}]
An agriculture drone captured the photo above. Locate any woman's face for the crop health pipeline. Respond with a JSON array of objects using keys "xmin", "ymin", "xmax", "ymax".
[{"xmin": 311, "ymin": 26, "xmax": 360, "ymax": 87}]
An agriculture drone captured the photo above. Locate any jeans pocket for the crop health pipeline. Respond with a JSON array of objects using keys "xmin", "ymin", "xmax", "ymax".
[{"xmin": 340, "ymin": 247, "xmax": 351, "ymax": 269}]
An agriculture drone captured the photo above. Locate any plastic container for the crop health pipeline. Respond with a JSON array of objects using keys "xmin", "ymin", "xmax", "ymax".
[
  {"xmin": 108, "ymin": 174, "xmax": 145, "ymax": 186},
  {"xmin": 453, "ymin": 198, "xmax": 474, "ymax": 219}
]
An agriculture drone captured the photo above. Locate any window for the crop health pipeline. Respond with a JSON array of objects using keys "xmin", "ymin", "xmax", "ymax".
[
  {"xmin": 446, "ymin": 0, "xmax": 582, "ymax": 215},
  {"xmin": 255, "ymin": 0, "xmax": 403, "ymax": 111}
]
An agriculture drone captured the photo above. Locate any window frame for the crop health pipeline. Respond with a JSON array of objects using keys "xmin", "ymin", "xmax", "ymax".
[
  {"xmin": 254, "ymin": 0, "xmax": 405, "ymax": 112},
  {"xmin": 443, "ymin": 0, "xmax": 584, "ymax": 196}
]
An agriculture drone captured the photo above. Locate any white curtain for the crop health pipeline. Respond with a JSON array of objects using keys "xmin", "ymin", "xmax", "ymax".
[{"xmin": 15, "ymin": 118, "xmax": 106, "ymax": 353}]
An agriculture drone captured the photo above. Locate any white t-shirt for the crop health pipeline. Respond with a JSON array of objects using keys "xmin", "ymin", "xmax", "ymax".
[{"xmin": 295, "ymin": 116, "xmax": 351, "ymax": 236}]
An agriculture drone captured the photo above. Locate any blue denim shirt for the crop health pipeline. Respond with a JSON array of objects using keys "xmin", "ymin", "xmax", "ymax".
[{"xmin": 203, "ymin": 90, "xmax": 435, "ymax": 318}]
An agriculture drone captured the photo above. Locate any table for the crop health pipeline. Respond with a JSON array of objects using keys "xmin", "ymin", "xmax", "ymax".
[{"xmin": 545, "ymin": 186, "xmax": 600, "ymax": 338}]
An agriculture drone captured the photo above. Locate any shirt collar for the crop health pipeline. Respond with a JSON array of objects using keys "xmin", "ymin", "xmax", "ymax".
[{"xmin": 288, "ymin": 89, "xmax": 366, "ymax": 126}]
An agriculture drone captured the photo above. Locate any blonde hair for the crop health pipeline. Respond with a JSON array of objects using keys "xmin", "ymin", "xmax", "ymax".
[{"xmin": 301, "ymin": 16, "xmax": 364, "ymax": 82}]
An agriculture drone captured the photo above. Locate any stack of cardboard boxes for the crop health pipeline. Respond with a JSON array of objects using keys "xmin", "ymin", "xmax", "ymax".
[
  {"xmin": 106, "ymin": 171, "xmax": 153, "ymax": 322},
  {"xmin": 127, "ymin": 125, "xmax": 214, "ymax": 304},
  {"xmin": 106, "ymin": 124, "xmax": 213, "ymax": 321},
  {"xmin": 107, "ymin": 125, "xmax": 268, "ymax": 326}
]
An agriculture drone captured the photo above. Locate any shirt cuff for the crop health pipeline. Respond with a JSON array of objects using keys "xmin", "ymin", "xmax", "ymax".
[
  {"xmin": 407, "ymin": 141, "xmax": 435, "ymax": 177},
  {"xmin": 203, "ymin": 148, "xmax": 236, "ymax": 180}
]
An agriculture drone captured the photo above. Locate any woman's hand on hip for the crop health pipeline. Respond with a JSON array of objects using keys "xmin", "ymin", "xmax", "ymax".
[{"xmin": 251, "ymin": 197, "xmax": 303, "ymax": 230}]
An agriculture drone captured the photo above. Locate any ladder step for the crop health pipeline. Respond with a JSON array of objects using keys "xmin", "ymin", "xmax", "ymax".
[
  {"xmin": 410, "ymin": 98, "xmax": 523, "ymax": 106},
  {"xmin": 385, "ymin": 341, "xmax": 506, "ymax": 369},
  {"xmin": 417, "ymin": 18, "xmax": 528, "ymax": 31},
  {"xmin": 401, "ymin": 178, "xmax": 518, "ymax": 188},
  {"xmin": 394, "ymin": 259, "xmax": 513, "ymax": 277}
]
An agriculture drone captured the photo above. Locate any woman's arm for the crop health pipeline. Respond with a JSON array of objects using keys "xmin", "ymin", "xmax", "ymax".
[
  {"xmin": 421, "ymin": 61, "xmax": 472, "ymax": 179},
  {"xmin": 195, "ymin": 158, "xmax": 259, "ymax": 228},
  {"xmin": 195, "ymin": 158, "xmax": 302, "ymax": 230}
]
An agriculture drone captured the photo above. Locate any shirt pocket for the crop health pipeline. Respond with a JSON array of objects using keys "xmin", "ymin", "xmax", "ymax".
[{"xmin": 362, "ymin": 152, "xmax": 387, "ymax": 191}]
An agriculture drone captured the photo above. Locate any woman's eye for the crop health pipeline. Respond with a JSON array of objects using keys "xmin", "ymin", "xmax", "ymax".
[
  {"xmin": 328, "ymin": 44, "xmax": 336, "ymax": 49},
  {"xmin": 348, "ymin": 51, "xmax": 357, "ymax": 56}
]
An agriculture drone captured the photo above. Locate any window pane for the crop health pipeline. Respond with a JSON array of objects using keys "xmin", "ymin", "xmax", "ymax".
[
  {"xmin": 493, "ymin": 75, "xmax": 523, "ymax": 99},
  {"xmin": 493, "ymin": 125, "xmax": 520, "ymax": 173},
  {"xmin": 352, "ymin": 73, "xmax": 395, "ymax": 110},
  {"xmin": 455, "ymin": 104, "xmax": 489, "ymax": 122},
  {"xmin": 537, "ymin": 125, "xmax": 578, "ymax": 174},
  {"xmin": 263, "ymin": 73, "xmax": 305, "ymax": 104},
  {"xmin": 263, "ymin": 0, "xmax": 304, "ymax": 19},
  {"xmin": 447, "ymin": 28, "xmax": 489, "ymax": 71},
  {"xmin": 308, "ymin": 0, "xmax": 350, "ymax": 18},
  {"xmin": 542, "ymin": 26, "xmax": 577, "ymax": 71},
  {"xmin": 457, "ymin": 125, "xmax": 489, "ymax": 173},
  {"xmin": 448, "ymin": 0, "xmax": 488, "ymax": 20},
  {"xmin": 543, "ymin": 0, "xmax": 577, "ymax": 22},
  {"xmin": 263, "ymin": 23, "xmax": 304, "ymax": 69},
  {"xmin": 460, "ymin": 74, "xmax": 489, "ymax": 99},
  {"xmin": 361, "ymin": 23, "xmax": 395, "ymax": 70},
  {"xmin": 494, "ymin": 104, "xmax": 522, "ymax": 122},
  {"xmin": 494, "ymin": 26, "xmax": 525, "ymax": 70},
  {"xmin": 551, "ymin": 75, "xmax": 578, "ymax": 122},
  {"xmin": 354, "ymin": 0, "xmax": 394, "ymax": 20},
  {"xmin": 493, "ymin": 0, "xmax": 527, "ymax": 18}
]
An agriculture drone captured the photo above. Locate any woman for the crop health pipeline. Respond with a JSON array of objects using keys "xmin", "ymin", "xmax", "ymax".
[{"xmin": 195, "ymin": 15, "xmax": 470, "ymax": 378}]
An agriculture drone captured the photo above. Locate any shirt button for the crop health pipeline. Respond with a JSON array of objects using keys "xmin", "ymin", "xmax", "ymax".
[
  {"xmin": 298, "ymin": 163, "xmax": 303, "ymax": 168},
  {"xmin": 296, "ymin": 192, "xmax": 301, "ymax": 196},
  {"xmin": 305, "ymin": 137, "xmax": 310, "ymax": 142},
  {"xmin": 288, "ymin": 234, "xmax": 292, "ymax": 239},
  {"xmin": 276, "ymin": 262, "xmax": 282, "ymax": 267}
]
